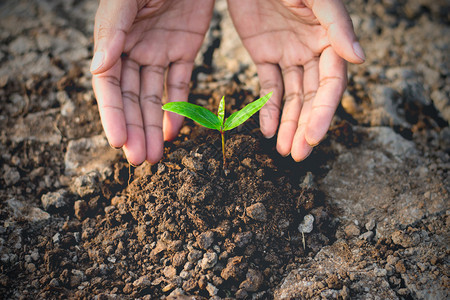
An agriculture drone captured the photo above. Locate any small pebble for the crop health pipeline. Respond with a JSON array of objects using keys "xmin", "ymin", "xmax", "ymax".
[
  {"xmin": 206, "ymin": 283, "xmax": 218, "ymax": 296},
  {"xmin": 246, "ymin": 203, "xmax": 267, "ymax": 222},
  {"xmin": 201, "ymin": 251, "xmax": 218, "ymax": 270},
  {"xmin": 298, "ymin": 214, "xmax": 314, "ymax": 233},
  {"xmin": 197, "ymin": 231, "xmax": 214, "ymax": 250}
]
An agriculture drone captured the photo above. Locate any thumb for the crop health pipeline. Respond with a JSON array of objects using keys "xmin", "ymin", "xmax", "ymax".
[
  {"xmin": 287, "ymin": 0, "xmax": 365, "ymax": 64},
  {"xmin": 90, "ymin": 0, "xmax": 139, "ymax": 74}
]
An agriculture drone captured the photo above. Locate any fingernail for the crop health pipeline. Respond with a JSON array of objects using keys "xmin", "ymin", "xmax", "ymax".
[
  {"xmin": 294, "ymin": 147, "xmax": 313, "ymax": 162},
  {"xmin": 352, "ymin": 42, "xmax": 365, "ymax": 62},
  {"xmin": 90, "ymin": 51, "xmax": 104, "ymax": 72},
  {"xmin": 127, "ymin": 160, "xmax": 140, "ymax": 168}
]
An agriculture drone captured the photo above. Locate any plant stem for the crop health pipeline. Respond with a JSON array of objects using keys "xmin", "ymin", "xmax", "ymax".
[{"xmin": 221, "ymin": 130, "xmax": 227, "ymax": 168}]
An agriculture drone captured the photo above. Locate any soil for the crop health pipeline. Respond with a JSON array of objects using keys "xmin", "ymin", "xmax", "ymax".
[{"xmin": 0, "ymin": 0, "xmax": 449, "ymax": 299}]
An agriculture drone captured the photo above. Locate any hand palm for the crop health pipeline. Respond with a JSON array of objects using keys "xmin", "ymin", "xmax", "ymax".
[
  {"xmin": 228, "ymin": 0, "xmax": 348, "ymax": 161},
  {"xmin": 92, "ymin": 0, "xmax": 214, "ymax": 165}
]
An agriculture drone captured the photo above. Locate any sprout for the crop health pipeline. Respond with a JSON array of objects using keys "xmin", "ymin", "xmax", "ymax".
[{"xmin": 162, "ymin": 92, "xmax": 272, "ymax": 169}]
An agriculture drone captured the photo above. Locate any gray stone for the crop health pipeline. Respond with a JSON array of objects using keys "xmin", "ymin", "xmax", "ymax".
[
  {"xmin": 431, "ymin": 89, "xmax": 450, "ymax": 123},
  {"xmin": 365, "ymin": 219, "xmax": 376, "ymax": 231},
  {"xmin": 300, "ymin": 172, "xmax": 314, "ymax": 189},
  {"xmin": 196, "ymin": 231, "xmax": 214, "ymax": 250},
  {"xmin": 239, "ymin": 269, "xmax": 264, "ymax": 292},
  {"xmin": 3, "ymin": 165, "xmax": 20, "ymax": 186},
  {"xmin": 41, "ymin": 189, "xmax": 68, "ymax": 212},
  {"xmin": 72, "ymin": 171, "xmax": 100, "ymax": 197},
  {"xmin": 359, "ymin": 231, "xmax": 374, "ymax": 241},
  {"xmin": 246, "ymin": 203, "xmax": 267, "ymax": 222},
  {"xmin": 234, "ymin": 231, "xmax": 253, "ymax": 248},
  {"xmin": 133, "ymin": 276, "xmax": 151, "ymax": 288},
  {"xmin": 7, "ymin": 198, "xmax": 50, "ymax": 222},
  {"xmin": 64, "ymin": 135, "xmax": 121, "ymax": 176},
  {"xmin": 200, "ymin": 251, "xmax": 218, "ymax": 270},
  {"xmin": 274, "ymin": 241, "xmax": 398, "ymax": 299},
  {"xmin": 9, "ymin": 36, "xmax": 35, "ymax": 55},
  {"xmin": 10, "ymin": 109, "xmax": 62, "ymax": 145},
  {"xmin": 206, "ymin": 283, "xmax": 218, "ymax": 296},
  {"xmin": 298, "ymin": 214, "xmax": 314, "ymax": 234}
]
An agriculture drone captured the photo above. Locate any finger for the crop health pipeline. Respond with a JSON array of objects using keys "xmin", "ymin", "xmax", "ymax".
[
  {"xmin": 305, "ymin": 46, "xmax": 347, "ymax": 146},
  {"xmin": 163, "ymin": 60, "xmax": 194, "ymax": 141},
  {"xmin": 90, "ymin": 0, "xmax": 139, "ymax": 74},
  {"xmin": 256, "ymin": 63, "xmax": 283, "ymax": 138},
  {"xmin": 121, "ymin": 57, "xmax": 146, "ymax": 166},
  {"xmin": 140, "ymin": 64, "xmax": 166, "ymax": 164},
  {"xmin": 304, "ymin": 0, "xmax": 365, "ymax": 64},
  {"xmin": 276, "ymin": 65, "xmax": 304, "ymax": 156},
  {"xmin": 291, "ymin": 126, "xmax": 313, "ymax": 162},
  {"xmin": 291, "ymin": 58, "xmax": 319, "ymax": 161},
  {"xmin": 92, "ymin": 60, "xmax": 127, "ymax": 148}
]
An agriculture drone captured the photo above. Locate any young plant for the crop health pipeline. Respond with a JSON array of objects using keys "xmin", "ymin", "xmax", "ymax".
[{"xmin": 162, "ymin": 92, "xmax": 272, "ymax": 168}]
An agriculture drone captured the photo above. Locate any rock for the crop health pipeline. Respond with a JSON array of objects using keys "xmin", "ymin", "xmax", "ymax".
[
  {"xmin": 74, "ymin": 200, "xmax": 88, "ymax": 220},
  {"xmin": 366, "ymin": 127, "xmax": 417, "ymax": 160},
  {"xmin": 52, "ymin": 233, "xmax": 60, "ymax": 244},
  {"xmin": 182, "ymin": 278, "xmax": 197, "ymax": 292},
  {"xmin": 7, "ymin": 198, "xmax": 50, "ymax": 222},
  {"xmin": 391, "ymin": 230, "xmax": 417, "ymax": 248},
  {"xmin": 234, "ymin": 231, "xmax": 253, "ymax": 248},
  {"xmin": 298, "ymin": 214, "xmax": 314, "ymax": 234},
  {"xmin": 3, "ymin": 165, "xmax": 20, "ymax": 186},
  {"xmin": 41, "ymin": 189, "xmax": 69, "ymax": 212},
  {"xmin": 206, "ymin": 283, "xmax": 218, "ymax": 296},
  {"xmin": 10, "ymin": 109, "xmax": 62, "ymax": 145},
  {"xmin": 172, "ymin": 251, "xmax": 187, "ymax": 267},
  {"xmin": 187, "ymin": 249, "xmax": 203, "ymax": 263},
  {"xmin": 196, "ymin": 231, "xmax": 214, "ymax": 250},
  {"xmin": 274, "ymin": 241, "xmax": 398, "ymax": 299},
  {"xmin": 221, "ymin": 256, "xmax": 246, "ymax": 281},
  {"xmin": 64, "ymin": 135, "xmax": 122, "ymax": 176},
  {"xmin": 246, "ymin": 203, "xmax": 267, "ymax": 222},
  {"xmin": 25, "ymin": 263, "xmax": 36, "ymax": 273},
  {"xmin": 431, "ymin": 89, "xmax": 450, "ymax": 123},
  {"xmin": 344, "ymin": 223, "xmax": 360, "ymax": 237},
  {"xmin": 300, "ymin": 172, "xmax": 314, "ymax": 189},
  {"xmin": 235, "ymin": 289, "xmax": 248, "ymax": 299},
  {"xmin": 359, "ymin": 231, "xmax": 374, "ymax": 241},
  {"xmin": 9, "ymin": 36, "xmax": 35, "ymax": 55},
  {"xmin": 133, "ymin": 276, "xmax": 151, "ymax": 288},
  {"xmin": 72, "ymin": 171, "xmax": 100, "ymax": 197},
  {"xmin": 367, "ymin": 85, "xmax": 408, "ymax": 128},
  {"xmin": 163, "ymin": 266, "xmax": 177, "ymax": 279},
  {"xmin": 200, "ymin": 251, "xmax": 218, "ymax": 270},
  {"xmin": 239, "ymin": 269, "xmax": 264, "ymax": 292},
  {"xmin": 182, "ymin": 156, "xmax": 203, "ymax": 171},
  {"xmin": 49, "ymin": 278, "xmax": 59, "ymax": 287},
  {"xmin": 365, "ymin": 219, "xmax": 376, "ymax": 231}
]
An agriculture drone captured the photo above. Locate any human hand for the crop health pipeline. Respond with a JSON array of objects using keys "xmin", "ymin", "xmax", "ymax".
[
  {"xmin": 227, "ymin": 0, "xmax": 365, "ymax": 161},
  {"xmin": 91, "ymin": 0, "xmax": 214, "ymax": 165}
]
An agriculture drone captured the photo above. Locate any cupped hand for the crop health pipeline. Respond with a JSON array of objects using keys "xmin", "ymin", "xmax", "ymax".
[
  {"xmin": 227, "ymin": 0, "xmax": 365, "ymax": 161},
  {"xmin": 91, "ymin": 0, "xmax": 214, "ymax": 165}
]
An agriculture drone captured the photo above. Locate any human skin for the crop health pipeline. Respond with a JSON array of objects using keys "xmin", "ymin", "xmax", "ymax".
[
  {"xmin": 228, "ymin": 0, "xmax": 365, "ymax": 161},
  {"xmin": 91, "ymin": 0, "xmax": 364, "ymax": 165}
]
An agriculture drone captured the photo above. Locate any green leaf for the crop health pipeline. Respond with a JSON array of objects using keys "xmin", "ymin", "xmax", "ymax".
[
  {"xmin": 217, "ymin": 96, "xmax": 225, "ymax": 126},
  {"xmin": 162, "ymin": 102, "xmax": 221, "ymax": 130},
  {"xmin": 223, "ymin": 92, "xmax": 272, "ymax": 131}
]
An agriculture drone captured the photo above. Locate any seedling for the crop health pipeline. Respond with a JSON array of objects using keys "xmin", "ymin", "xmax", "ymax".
[{"xmin": 162, "ymin": 92, "xmax": 272, "ymax": 168}]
